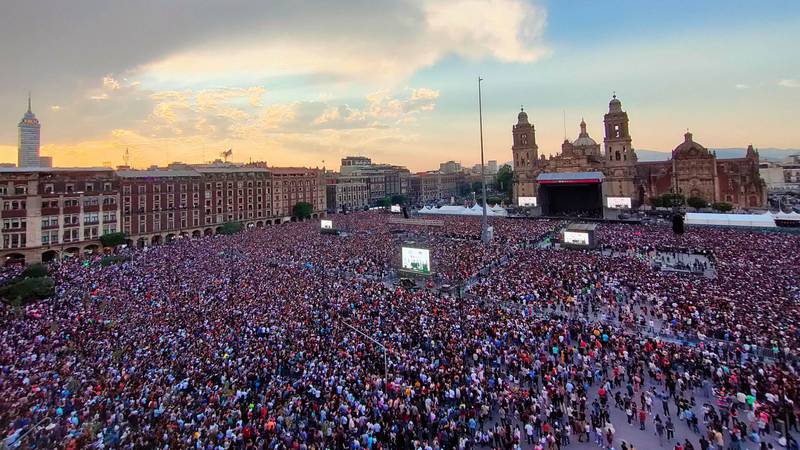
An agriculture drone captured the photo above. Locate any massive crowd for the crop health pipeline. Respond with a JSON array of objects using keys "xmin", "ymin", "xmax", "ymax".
[{"xmin": 1, "ymin": 211, "xmax": 798, "ymax": 450}]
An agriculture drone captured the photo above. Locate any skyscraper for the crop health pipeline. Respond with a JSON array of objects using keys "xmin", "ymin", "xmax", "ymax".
[{"xmin": 18, "ymin": 94, "xmax": 42, "ymax": 167}]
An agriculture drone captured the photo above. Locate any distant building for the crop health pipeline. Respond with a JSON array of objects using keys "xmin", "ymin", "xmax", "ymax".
[
  {"xmin": 326, "ymin": 173, "xmax": 370, "ymax": 212},
  {"xmin": 340, "ymin": 156, "xmax": 373, "ymax": 175},
  {"xmin": 487, "ymin": 160, "xmax": 498, "ymax": 174},
  {"xmin": 18, "ymin": 94, "xmax": 42, "ymax": 167},
  {"xmin": 337, "ymin": 156, "xmax": 410, "ymax": 204},
  {"xmin": 760, "ymin": 156, "xmax": 800, "ymax": 192},
  {"xmin": 439, "ymin": 160, "xmax": 462, "ymax": 174},
  {"xmin": 408, "ymin": 171, "xmax": 467, "ymax": 205}
]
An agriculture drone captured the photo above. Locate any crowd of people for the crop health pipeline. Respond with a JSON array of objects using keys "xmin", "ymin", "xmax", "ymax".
[{"xmin": 1, "ymin": 211, "xmax": 798, "ymax": 449}]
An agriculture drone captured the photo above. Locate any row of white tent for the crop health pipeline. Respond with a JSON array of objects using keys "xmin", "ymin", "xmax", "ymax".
[
  {"xmin": 685, "ymin": 211, "xmax": 800, "ymax": 228},
  {"xmin": 418, "ymin": 204, "xmax": 508, "ymax": 217},
  {"xmin": 416, "ymin": 206, "xmax": 797, "ymax": 227}
]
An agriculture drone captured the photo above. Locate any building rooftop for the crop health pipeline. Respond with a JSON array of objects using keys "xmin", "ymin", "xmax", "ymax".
[
  {"xmin": 537, "ymin": 171, "xmax": 605, "ymax": 181},
  {"xmin": 116, "ymin": 169, "xmax": 201, "ymax": 178},
  {"xmin": 0, "ymin": 166, "xmax": 113, "ymax": 173}
]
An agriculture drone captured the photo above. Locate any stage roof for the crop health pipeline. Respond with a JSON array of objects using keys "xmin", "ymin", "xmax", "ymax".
[{"xmin": 537, "ymin": 171, "xmax": 605, "ymax": 184}]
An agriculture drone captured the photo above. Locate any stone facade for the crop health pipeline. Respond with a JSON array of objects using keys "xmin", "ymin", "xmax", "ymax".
[
  {"xmin": 512, "ymin": 95, "xmax": 766, "ymax": 209},
  {"xmin": 637, "ymin": 135, "xmax": 766, "ymax": 208}
]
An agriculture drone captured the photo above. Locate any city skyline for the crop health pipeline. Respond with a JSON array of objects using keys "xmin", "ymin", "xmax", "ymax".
[{"xmin": 1, "ymin": 0, "xmax": 799, "ymax": 171}]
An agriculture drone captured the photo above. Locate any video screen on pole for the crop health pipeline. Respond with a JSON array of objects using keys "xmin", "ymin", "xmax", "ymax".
[
  {"xmin": 390, "ymin": 205, "xmax": 402, "ymax": 213},
  {"xmin": 563, "ymin": 231, "xmax": 590, "ymax": 246},
  {"xmin": 518, "ymin": 196, "xmax": 537, "ymax": 207},
  {"xmin": 607, "ymin": 197, "xmax": 632, "ymax": 209},
  {"xmin": 401, "ymin": 247, "xmax": 431, "ymax": 274},
  {"xmin": 320, "ymin": 219, "xmax": 334, "ymax": 229}
]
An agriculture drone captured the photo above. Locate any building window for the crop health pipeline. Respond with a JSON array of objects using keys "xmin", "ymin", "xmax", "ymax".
[
  {"xmin": 85, "ymin": 183, "xmax": 94, "ymax": 192},
  {"xmin": 3, "ymin": 233, "xmax": 26, "ymax": 249}
]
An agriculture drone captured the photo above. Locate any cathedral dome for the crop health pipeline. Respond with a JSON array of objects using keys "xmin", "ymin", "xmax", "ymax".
[
  {"xmin": 572, "ymin": 119, "xmax": 597, "ymax": 147},
  {"xmin": 672, "ymin": 131, "xmax": 711, "ymax": 159},
  {"xmin": 517, "ymin": 107, "xmax": 529, "ymax": 124},
  {"xmin": 609, "ymin": 94, "xmax": 622, "ymax": 113}
]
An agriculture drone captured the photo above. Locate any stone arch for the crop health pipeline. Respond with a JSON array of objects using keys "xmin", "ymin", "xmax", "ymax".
[
  {"xmin": 215, "ymin": 226, "xmax": 223, "ymax": 234},
  {"xmin": 256, "ymin": 220, "xmax": 264, "ymax": 227},
  {"xmin": 84, "ymin": 244, "xmax": 100, "ymax": 254},
  {"xmin": 151, "ymin": 235, "xmax": 162, "ymax": 246},
  {"xmin": 3, "ymin": 253, "xmax": 26, "ymax": 266},
  {"xmin": 166, "ymin": 233, "xmax": 176, "ymax": 243},
  {"xmin": 192, "ymin": 230, "xmax": 202, "ymax": 238},
  {"xmin": 41, "ymin": 250, "xmax": 59, "ymax": 263},
  {"xmin": 204, "ymin": 228, "xmax": 213, "ymax": 236},
  {"xmin": 136, "ymin": 237, "xmax": 147, "ymax": 249},
  {"xmin": 64, "ymin": 247, "xmax": 81, "ymax": 256},
  {"xmin": 290, "ymin": 216, "xmax": 298, "ymax": 222}
]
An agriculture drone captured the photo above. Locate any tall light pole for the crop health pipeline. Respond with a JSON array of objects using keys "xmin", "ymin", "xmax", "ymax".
[{"xmin": 478, "ymin": 77, "xmax": 491, "ymax": 244}]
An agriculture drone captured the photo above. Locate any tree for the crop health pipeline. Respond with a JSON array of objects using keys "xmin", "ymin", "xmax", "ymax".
[
  {"xmin": 486, "ymin": 196, "xmax": 503, "ymax": 206},
  {"xmin": 687, "ymin": 196, "xmax": 707, "ymax": 210},
  {"xmin": 293, "ymin": 202, "xmax": 314, "ymax": 219},
  {"xmin": 712, "ymin": 202, "xmax": 734, "ymax": 212},
  {"xmin": 100, "ymin": 232, "xmax": 127, "ymax": 248},
  {"xmin": 495, "ymin": 165, "xmax": 513, "ymax": 202},
  {"xmin": 377, "ymin": 197, "xmax": 391, "ymax": 208},
  {"xmin": 22, "ymin": 263, "xmax": 48, "ymax": 279},
  {"xmin": 218, "ymin": 222, "xmax": 243, "ymax": 235},
  {"xmin": 648, "ymin": 196, "xmax": 664, "ymax": 208},
  {"xmin": 0, "ymin": 276, "xmax": 55, "ymax": 307},
  {"xmin": 390, "ymin": 194, "xmax": 407, "ymax": 206},
  {"xmin": 660, "ymin": 193, "xmax": 686, "ymax": 208}
]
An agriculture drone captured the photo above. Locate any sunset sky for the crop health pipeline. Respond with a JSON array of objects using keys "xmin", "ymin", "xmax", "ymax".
[{"xmin": 1, "ymin": 0, "xmax": 798, "ymax": 171}]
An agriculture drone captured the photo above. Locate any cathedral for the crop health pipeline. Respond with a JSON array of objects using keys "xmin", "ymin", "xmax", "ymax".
[{"xmin": 511, "ymin": 95, "xmax": 766, "ymax": 211}]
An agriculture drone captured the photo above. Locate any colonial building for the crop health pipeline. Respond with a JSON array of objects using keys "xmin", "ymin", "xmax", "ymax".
[
  {"xmin": 337, "ymin": 156, "xmax": 410, "ymax": 205},
  {"xmin": 0, "ymin": 167, "xmax": 119, "ymax": 263},
  {"xmin": 0, "ymin": 162, "xmax": 326, "ymax": 264},
  {"xmin": 408, "ymin": 171, "xmax": 467, "ymax": 205},
  {"xmin": 326, "ymin": 173, "xmax": 370, "ymax": 212},
  {"xmin": 512, "ymin": 95, "xmax": 766, "ymax": 209},
  {"xmin": 638, "ymin": 134, "xmax": 767, "ymax": 207}
]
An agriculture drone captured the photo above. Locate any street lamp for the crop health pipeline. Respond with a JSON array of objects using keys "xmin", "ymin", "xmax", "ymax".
[{"xmin": 478, "ymin": 77, "xmax": 491, "ymax": 244}]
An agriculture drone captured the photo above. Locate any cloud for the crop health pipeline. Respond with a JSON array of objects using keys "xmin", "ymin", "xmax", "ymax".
[
  {"xmin": 138, "ymin": 0, "xmax": 548, "ymax": 85},
  {"xmin": 778, "ymin": 79, "xmax": 799, "ymax": 88},
  {"xmin": 735, "ymin": 84, "xmax": 749, "ymax": 89},
  {"xmin": 103, "ymin": 76, "xmax": 121, "ymax": 91}
]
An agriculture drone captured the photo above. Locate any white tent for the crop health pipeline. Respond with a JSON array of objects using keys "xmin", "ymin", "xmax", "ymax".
[
  {"xmin": 685, "ymin": 212, "xmax": 776, "ymax": 228},
  {"xmin": 772, "ymin": 211, "xmax": 800, "ymax": 222},
  {"xmin": 418, "ymin": 205, "xmax": 508, "ymax": 217}
]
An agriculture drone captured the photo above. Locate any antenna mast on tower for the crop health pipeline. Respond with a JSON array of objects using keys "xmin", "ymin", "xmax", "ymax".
[{"xmin": 123, "ymin": 147, "xmax": 131, "ymax": 167}]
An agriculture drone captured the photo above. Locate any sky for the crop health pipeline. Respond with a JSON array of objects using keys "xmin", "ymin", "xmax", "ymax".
[{"xmin": 0, "ymin": 0, "xmax": 798, "ymax": 172}]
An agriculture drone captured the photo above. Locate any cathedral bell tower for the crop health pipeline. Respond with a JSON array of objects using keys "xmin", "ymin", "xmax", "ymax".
[
  {"xmin": 603, "ymin": 94, "xmax": 638, "ymax": 200},
  {"xmin": 511, "ymin": 106, "xmax": 538, "ymax": 203},
  {"xmin": 512, "ymin": 107, "xmax": 537, "ymax": 169},
  {"xmin": 603, "ymin": 94, "xmax": 634, "ymax": 163}
]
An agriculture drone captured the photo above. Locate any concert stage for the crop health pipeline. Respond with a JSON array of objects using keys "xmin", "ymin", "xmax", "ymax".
[{"xmin": 537, "ymin": 171, "xmax": 604, "ymax": 218}]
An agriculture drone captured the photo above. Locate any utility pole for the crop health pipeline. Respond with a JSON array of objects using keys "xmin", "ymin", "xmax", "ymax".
[{"xmin": 478, "ymin": 77, "xmax": 491, "ymax": 244}]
